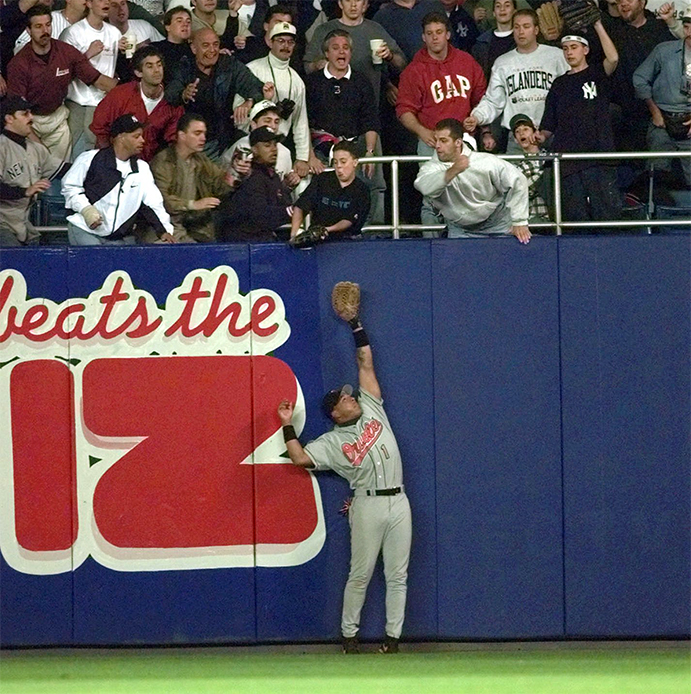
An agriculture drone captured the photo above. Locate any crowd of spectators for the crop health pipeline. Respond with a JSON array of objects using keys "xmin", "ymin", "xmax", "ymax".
[{"xmin": 0, "ymin": 0, "xmax": 689, "ymax": 246}]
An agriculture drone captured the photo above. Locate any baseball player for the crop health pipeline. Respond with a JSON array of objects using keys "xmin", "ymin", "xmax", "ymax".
[{"xmin": 277, "ymin": 289, "xmax": 412, "ymax": 654}]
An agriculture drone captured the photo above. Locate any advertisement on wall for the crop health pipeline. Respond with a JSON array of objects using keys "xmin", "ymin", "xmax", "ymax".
[{"xmin": 0, "ymin": 265, "xmax": 325, "ymax": 577}]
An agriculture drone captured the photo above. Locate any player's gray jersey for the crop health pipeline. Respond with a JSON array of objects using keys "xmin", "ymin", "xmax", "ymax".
[{"xmin": 304, "ymin": 389, "xmax": 403, "ymax": 491}]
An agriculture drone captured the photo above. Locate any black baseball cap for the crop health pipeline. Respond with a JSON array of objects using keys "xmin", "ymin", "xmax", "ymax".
[
  {"xmin": 322, "ymin": 384, "xmax": 356, "ymax": 419},
  {"xmin": 509, "ymin": 113, "xmax": 535, "ymax": 133},
  {"xmin": 110, "ymin": 114, "xmax": 144, "ymax": 138},
  {"xmin": 249, "ymin": 125, "xmax": 284, "ymax": 146},
  {"xmin": 1, "ymin": 95, "xmax": 34, "ymax": 121}
]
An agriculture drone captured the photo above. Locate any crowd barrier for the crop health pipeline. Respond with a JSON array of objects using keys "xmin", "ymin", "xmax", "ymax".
[
  {"xmin": 0, "ymin": 235, "xmax": 688, "ymax": 647},
  {"xmin": 30, "ymin": 150, "xmax": 691, "ymax": 242}
]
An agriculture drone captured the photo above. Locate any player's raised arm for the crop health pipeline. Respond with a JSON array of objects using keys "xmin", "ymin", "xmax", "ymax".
[
  {"xmin": 332, "ymin": 282, "xmax": 381, "ymax": 400},
  {"xmin": 277, "ymin": 400, "xmax": 314, "ymax": 468}
]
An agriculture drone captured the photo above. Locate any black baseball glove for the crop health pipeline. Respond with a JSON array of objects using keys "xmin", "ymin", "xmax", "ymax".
[
  {"xmin": 289, "ymin": 225, "xmax": 329, "ymax": 249},
  {"xmin": 559, "ymin": 0, "xmax": 601, "ymax": 32}
]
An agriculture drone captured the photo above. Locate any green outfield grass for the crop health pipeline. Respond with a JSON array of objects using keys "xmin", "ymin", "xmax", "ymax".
[{"xmin": 1, "ymin": 645, "xmax": 689, "ymax": 694}]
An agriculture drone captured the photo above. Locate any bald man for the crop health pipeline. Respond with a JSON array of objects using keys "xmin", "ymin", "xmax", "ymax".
[{"xmin": 165, "ymin": 27, "xmax": 270, "ymax": 159}]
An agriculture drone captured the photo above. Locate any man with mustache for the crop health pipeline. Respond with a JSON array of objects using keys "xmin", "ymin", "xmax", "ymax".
[{"xmin": 8, "ymin": 4, "xmax": 117, "ymax": 160}]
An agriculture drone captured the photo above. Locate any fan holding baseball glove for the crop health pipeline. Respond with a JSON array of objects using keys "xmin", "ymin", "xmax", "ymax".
[{"xmin": 289, "ymin": 141, "xmax": 370, "ymax": 249}]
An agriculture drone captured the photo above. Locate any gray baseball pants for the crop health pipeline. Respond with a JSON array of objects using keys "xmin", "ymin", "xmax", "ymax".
[{"xmin": 341, "ymin": 493, "xmax": 412, "ymax": 639}]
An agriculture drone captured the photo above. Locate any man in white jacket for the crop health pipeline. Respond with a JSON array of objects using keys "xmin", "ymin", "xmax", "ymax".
[
  {"xmin": 414, "ymin": 117, "xmax": 531, "ymax": 242},
  {"xmin": 244, "ymin": 21, "xmax": 321, "ymax": 178},
  {"xmin": 62, "ymin": 113, "xmax": 175, "ymax": 245},
  {"xmin": 463, "ymin": 8, "xmax": 568, "ymax": 153}
]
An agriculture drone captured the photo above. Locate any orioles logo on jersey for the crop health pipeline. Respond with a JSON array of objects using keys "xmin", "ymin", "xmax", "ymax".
[{"xmin": 341, "ymin": 419, "xmax": 383, "ymax": 466}]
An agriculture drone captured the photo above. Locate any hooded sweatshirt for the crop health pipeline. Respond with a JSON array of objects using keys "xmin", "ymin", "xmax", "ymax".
[{"xmin": 396, "ymin": 45, "xmax": 487, "ymax": 131}]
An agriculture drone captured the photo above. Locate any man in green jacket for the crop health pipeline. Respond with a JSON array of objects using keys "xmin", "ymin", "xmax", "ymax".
[{"xmin": 151, "ymin": 112, "xmax": 237, "ymax": 242}]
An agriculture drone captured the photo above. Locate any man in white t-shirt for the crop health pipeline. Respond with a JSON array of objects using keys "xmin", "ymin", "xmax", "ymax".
[
  {"xmin": 107, "ymin": 0, "xmax": 164, "ymax": 48},
  {"xmin": 60, "ymin": 0, "xmax": 125, "ymax": 157}
]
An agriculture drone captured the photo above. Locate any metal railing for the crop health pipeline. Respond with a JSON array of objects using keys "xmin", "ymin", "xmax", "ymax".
[
  {"xmin": 358, "ymin": 150, "xmax": 691, "ymax": 238},
  {"xmin": 34, "ymin": 151, "xmax": 691, "ymax": 239}
]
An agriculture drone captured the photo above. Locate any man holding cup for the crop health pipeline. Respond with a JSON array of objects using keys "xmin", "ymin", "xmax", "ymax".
[{"xmin": 303, "ymin": 0, "xmax": 407, "ymax": 110}]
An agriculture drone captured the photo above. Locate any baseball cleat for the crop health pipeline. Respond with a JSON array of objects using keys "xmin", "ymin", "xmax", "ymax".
[
  {"xmin": 342, "ymin": 636, "xmax": 360, "ymax": 654},
  {"xmin": 378, "ymin": 636, "xmax": 399, "ymax": 654}
]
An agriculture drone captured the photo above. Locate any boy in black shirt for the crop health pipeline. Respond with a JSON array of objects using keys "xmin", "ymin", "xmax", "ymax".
[
  {"xmin": 538, "ymin": 21, "xmax": 621, "ymax": 226},
  {"xmin": 290, "ymin": 140, "xmax": 370, "ymax": 241}
]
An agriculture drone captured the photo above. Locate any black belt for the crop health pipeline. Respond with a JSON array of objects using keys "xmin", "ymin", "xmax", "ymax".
[{"xmin": 366, "ymin": 487, "xmax": 402, "ymax": 497}]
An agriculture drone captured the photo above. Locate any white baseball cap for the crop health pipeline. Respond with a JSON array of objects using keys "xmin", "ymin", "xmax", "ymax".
[
  {"xmin": 249, "ymin": 99, "xmax": 279, "ymax": 121},
  {"xmin": 269, "ymin": 21, "xmax": 297, "ymax": 40}
]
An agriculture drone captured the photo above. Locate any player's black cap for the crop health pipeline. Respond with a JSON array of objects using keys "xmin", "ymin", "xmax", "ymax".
[
  {"xmin": 322, "ymin": 384, "xmax": 356, "ymax": 419},
  {"xmin": 110, "ymin": 113, "xmax": 144, "ymax": 138},
  {"xmin": 249, "ymin": 125, "xmax": 284, "ymax": 146},
  {"xmin": 1, "ymin": 94, "xmax": 34, "ymax": 121}
]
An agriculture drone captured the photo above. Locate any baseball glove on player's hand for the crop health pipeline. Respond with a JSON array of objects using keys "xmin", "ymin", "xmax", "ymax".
[
  {"xmin": 288, "ymin": 225, "xmax": 329, "ymax": 249},
  {"xmin": 537, "ymin": 1, "xmax": 563, "ymax": 42},
  {"xmin": 332, "ymin": 281, "xmax": 360, "ymax": 322},
  {"xmin": 559, "ymin": 0, "xmax": 601, "ymax": 32}
]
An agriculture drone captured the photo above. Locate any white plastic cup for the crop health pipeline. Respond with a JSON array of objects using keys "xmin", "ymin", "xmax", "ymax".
[
  {"xmin": 124, "ymin": 31, "xmax": 136, "ymax": 59},
  {"xmin": 370, "ymin": 39, "xmax": 384, "ymax": 64}
]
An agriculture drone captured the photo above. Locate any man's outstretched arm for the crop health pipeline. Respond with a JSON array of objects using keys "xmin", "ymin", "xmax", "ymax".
[
  {"xmin": 277, "ymin": 400, "xmax": 314, "ymax": 468},
  {"xmin": 353, "ymin": 328, "xmax": 381, "ymax": 400},
  {"xmin": 332, "ymin": 282, "xmax": 382, "ymax": 399}
]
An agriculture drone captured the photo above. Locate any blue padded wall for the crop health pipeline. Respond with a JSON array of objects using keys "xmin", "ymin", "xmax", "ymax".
[
  {"xmin": 560, "ymin": 236, "xmax": 691, "ymax": 637},
  {"xmin": 0, "ymin": 236, "xmax": 689, "ymax": 646},
  {"xmin": 431, "ymin": 238, "xmax": 564, "ymax": 638}
]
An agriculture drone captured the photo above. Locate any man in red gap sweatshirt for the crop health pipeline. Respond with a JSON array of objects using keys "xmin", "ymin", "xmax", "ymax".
[
  {"xmin": 90, "ymin": 45, "xmax": 184, "ymax": 161},
  {"xmin": 396, "ymin": 10, "xmax": 486, "ymax": 158}
]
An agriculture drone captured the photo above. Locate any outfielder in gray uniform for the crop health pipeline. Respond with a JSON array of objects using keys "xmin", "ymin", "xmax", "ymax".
[{"xmin": 277, "ymin": 314, "xmax": 412, "ymax": 654}]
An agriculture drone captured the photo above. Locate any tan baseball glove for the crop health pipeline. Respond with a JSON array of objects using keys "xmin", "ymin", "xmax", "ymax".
[
  {"xmin": 331, "ymin": 282, "xmax": 360, "ymax": 322},
  {"xmin": 537, "ymin": 1, "xmax": 564, "ymax": 42}
]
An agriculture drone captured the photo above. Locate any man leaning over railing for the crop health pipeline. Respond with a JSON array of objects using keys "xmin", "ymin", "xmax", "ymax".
[{"xmin": 414, "ymin": 117, "xmax": 531, "ymax": 243}]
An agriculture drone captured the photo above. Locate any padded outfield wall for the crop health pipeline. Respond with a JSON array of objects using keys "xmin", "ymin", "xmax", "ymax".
[{"xmin": 0, "ymin": 236, "xmax": 688, "ymax": 646}]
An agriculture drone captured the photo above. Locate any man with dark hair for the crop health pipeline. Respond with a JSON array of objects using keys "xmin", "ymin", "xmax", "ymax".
[
  {"xmin": 108, "ymin": 0, "xmax": 163, "ymax": 47},
  {"xmin": 464, "ymin": 8, "xmax": 569, "ymax": 153},
  {"xmin": 165, "ymin": 27, "xmax": 268, "ymax": 159},
  {"xmin": 0, "ymin": 94, "xmax": 69, "ymax": 246},
  {"xmin": 152, "ymin": 6, "xmax": 193, "ymax": 72},
  {"xmin": 277, "ymin": 291, "xmax": 412, "ymax": 655},
  {"xmin": 14, "ymin": 0, "xmax": 86, "ymax": 56},
  {"xmin": 291, "ymin": 140, "xmax": 370, "ymax": 241},
  {"xmin": 62, "ymin": 113, "xmax": 175, "ymax": 245},
  {"xmin": 151, "ymin": 113, "xmax": 235, "ymax": 242},
  {"xmin": 538, "ymin": 25, "xmax": 621, "ymax": 225},
  {"xmin": 472, "ymin": 0, "xmax": 516, "ymax": 78},
  {"xmin": 216, "ymin": 126, "xmax": 293, "ymax": 241},
  {"xmin": 90, "ymin": 46, "xmax": 183, "ymax": 161},
  {"xmin": 415, "ymin": 117, "xmax": 531, "ymax": 241},
  {"xmin": 8, "ymin": 4, "xmax": 117, "ymax": 160}
]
